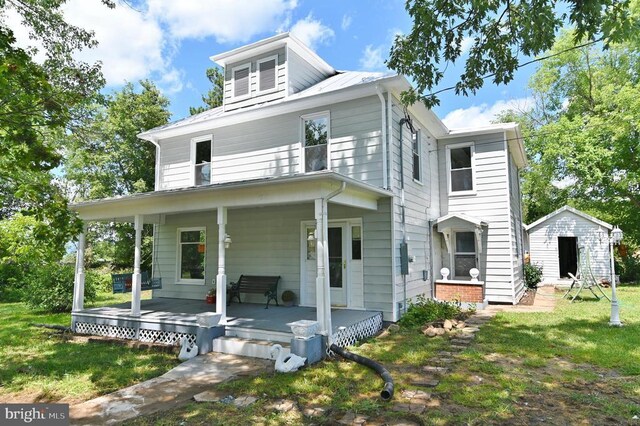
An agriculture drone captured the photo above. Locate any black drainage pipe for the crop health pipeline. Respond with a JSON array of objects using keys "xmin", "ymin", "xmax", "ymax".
[{"xmin": 330, "ymin": 344, "xmax": 394, "ymax": 401}]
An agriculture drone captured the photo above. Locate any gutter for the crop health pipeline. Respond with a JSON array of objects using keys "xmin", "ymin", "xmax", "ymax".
[{"xmin": 375, "ymin": 86, "xmax": 388, "ymax": 190}]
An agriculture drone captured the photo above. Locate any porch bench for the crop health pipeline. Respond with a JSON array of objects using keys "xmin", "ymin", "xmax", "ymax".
[{"xmin": 227, "ymin": 275, "xmax": 280, "ymax": 309}]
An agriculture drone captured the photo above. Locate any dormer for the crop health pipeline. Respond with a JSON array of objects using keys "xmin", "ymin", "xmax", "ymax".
[{"xmin": 211, "ymin": 33, "xmax": 335, "ymax": 112}]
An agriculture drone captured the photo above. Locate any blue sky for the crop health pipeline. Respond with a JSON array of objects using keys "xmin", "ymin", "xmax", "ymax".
[{"xmin": 10, "ymin": 0, "xmax": 535, "ymax": 128}]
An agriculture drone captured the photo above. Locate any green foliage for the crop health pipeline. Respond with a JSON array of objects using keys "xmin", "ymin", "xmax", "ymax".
[
  {"xmin": 616, "ymin": 253, "xmax": 640, "ymax": 283},
  {"xmin": 388, "ymin": 0, "xmax": 638, "ymax": 108},
  {"xmin": 189, "ymin": 66, "xmax": 224, "ymax": 115},
  {"xmin": 524, "ymin": 263, "xmax": 544, "ymax": 289},
  {"xmin": 398, "ymin": 294, "xmax": 464, "ymax": 327},
  {"xmin": 24, "ymin": 263, "xmax": 97, "ymax": 312}
]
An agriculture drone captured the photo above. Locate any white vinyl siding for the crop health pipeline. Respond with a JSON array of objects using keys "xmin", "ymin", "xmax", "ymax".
[
  {"xmin": 287, "ymin": 49, "xmax": 328, "ymax": 94},
  {"xmin": 153, "ymin": 201, "xmax": 395, "ymax": 320},
  {"xmin": 157, "ymin": 96, "xmax": 386, "ymax": 189},
  {"xmin": 527, "ymin": 210, "xmax": 612, "ymax": 282},
  {"xmin": 438, "ymin": 132, "xmax": 515, "ymax": 303},
  {"xmin": 508, "ymin": 151, "xmax": 525, "ymax": 300}
]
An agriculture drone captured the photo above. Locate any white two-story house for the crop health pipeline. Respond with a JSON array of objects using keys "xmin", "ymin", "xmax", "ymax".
[{"xmin": 70, "ymin": 33, "xmax": 526, "ymax": 352}]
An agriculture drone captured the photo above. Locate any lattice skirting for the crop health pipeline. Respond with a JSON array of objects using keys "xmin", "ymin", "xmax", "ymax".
[
  {"xmin": 331, "ymin": 312, "xmax": 383, "ymax": 349},
  {"xmin": 74, "ymin": 322, "xmax": 196, "ymax": 346}
]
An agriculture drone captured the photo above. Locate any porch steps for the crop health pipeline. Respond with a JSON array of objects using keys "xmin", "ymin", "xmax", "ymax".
[
  {"xmin": 211, "ymin": 336, "xmax": 290, "ymax": 360},
  {"xmin": 224, "ymin": 326, "xmax": 292, "ymax": 344}
]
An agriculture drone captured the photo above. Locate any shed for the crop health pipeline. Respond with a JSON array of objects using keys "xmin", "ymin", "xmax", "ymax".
[{"xmin": 525, "ymin": 206, "xmax": 613, "ymax": 284}]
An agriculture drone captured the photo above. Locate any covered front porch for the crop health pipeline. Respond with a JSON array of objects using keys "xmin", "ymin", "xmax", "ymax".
[{"xmin": 70, "ymin": 172, "xmax": 391, "ymax": 352}]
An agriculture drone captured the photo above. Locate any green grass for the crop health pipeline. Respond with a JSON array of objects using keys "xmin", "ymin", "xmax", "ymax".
[
  {"xmin": 0, "ymin": 291, "xmax": 179, "ymax": 403},
  {"xmin": 127, "ymin": 286, "xmax": 640, "ymax": 425}
]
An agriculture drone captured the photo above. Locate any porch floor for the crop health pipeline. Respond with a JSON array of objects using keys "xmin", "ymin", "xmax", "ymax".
[{"xmin": 77, "ymin": 297, "xmax": 381, "ymax": 334}]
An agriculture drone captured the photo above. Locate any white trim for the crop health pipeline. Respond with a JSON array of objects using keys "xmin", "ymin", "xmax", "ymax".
[
  {"xmin": 300, "ymin": 110, "xmax": 331, "ymax": 174},
  {"xmin": 505, "ymin": 135, "xmax": 517, "ymax": 303},
  {"xmin": 231, "ymin": 62, "xmax": 251, "ymax": 100},
  {"xmin": 257, "ymin": 54, "xmax": 278, "ymax": 94},
  {"xmin": 446, "ymin": 142, "xmax": 476, "ymax": 196},
  {"xmin": 176, "ymin": 227, "xmax": 207, "ymax": 285},
  {"xmin": 412, "ymin": 128, "xmax": 423, "ymax": 183},
  {"xmin": 190, "ymin": 135, "xmax": 213, "ymax": 187},
  {"xmin": 525, "ymin": 205, "xmax": 614, "ymax": 231}
]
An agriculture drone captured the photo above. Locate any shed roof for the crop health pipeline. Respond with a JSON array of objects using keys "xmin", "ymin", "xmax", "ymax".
[{"xmin": 524, "ymin": 205, "xmax": 613, "ymax": 231}]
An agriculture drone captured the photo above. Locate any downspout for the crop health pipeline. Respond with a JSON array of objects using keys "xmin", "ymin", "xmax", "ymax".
[
  {"xmin": 375, "ymin": 86, "xmax": 388, "ymax": 190},
  {"xmin": 387, "ymin": 94, "xmax": 393, "ymax": 190},
  {"xmin": 144, "ymin": 135, "xmax": 161, "ymax": 191},
  {"xmin": 398, "ymin": 117, "xmax": 407, "ymax": 314},
  {"xmin": 320, "ymin": 181, "xmax": 347, "ymax": 343}
]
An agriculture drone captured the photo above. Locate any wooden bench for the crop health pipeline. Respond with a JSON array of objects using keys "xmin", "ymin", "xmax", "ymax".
[{"xmin": 227, "ymin": 275, "xmax": 280, "ymax": 309}]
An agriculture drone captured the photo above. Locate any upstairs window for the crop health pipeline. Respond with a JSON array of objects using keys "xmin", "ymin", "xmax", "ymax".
[
  {"xmin": 412, "ymin": 130, "xmax": 421, "ymax": 182},
  {"xmin": 232, "ymin": 63, "xmax": 250, "ymax": 98},
  {"xmin": 258, "ymin": 56, "xmax": 277, "ymax": 92},
  {"xmin": 454, "ymin": 231, "xmax": 477, "ymax": 278},
  {"xmin": 449, "ymin": 144, "xmax": 474, "ymax": 193},
  {"xmin": 192, "ymin": 136, "xmax": 212, "ymax": 186},
  {"xmin": 302, "ymin": 112, "xmax": 329, "ymax": 172}
]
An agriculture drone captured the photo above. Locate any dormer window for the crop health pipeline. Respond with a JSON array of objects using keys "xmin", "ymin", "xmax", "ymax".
[
  {"xmin": 302, "ymin": 112, "xmax": 330, "ymax": 172},
  {"xmin": 258, "ymin": 56, "xmax": 277, "ymax": 93},
  {"xmin": 232, "ymin": 63, "xmax": 250, "ymax": 98},
  {"xmin": 191, "ymin": 135, "xmax": 212, "ymax": 186}
]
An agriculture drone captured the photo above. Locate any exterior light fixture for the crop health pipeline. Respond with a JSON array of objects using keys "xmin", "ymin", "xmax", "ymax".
[
  {"xmin": 609, "ymin": 226, "xmax": 623, "ymax": 326},
  {"xmin": 224, "ymin": 234, "xmax": 232, "ymax": 249}
]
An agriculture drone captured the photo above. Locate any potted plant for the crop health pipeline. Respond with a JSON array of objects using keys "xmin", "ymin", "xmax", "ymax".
[
  {"xmin": 206, "ymin": 288, "xmax": 216, "ymax": 304},
  {"xmin": 281, "ymin": 290, "xmax": 296, "ymax": 307}
]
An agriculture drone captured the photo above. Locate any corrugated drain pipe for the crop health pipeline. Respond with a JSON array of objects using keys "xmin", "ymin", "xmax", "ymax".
[{"xmin": 330, "ymin": 344, "xmax": 394, "ymax": 401}]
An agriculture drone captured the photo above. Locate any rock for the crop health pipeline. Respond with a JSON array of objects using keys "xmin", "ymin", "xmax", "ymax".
[
  {"xmin": 193, "ymin": 390, "xmax": 227, "ymax": 403},
  {"xmin": 462, "ymin": 327, "xmax": 481, "ymax": 333},
  {"xmin": 266, "ymin": 399, "xmax": 296, "ymax": 413},
  {"xmin": 233, "ymin": 396, "xmax": 257, "ymax": 407},
  {"xmin": 443, "ymin": 319, "xmax": 453, "ymax": 330},
  {"xmin": 423, "ymin": 365, "xmax": 448, "ymax": 373},
  {"xmin": 411, "ymin": 379, "xmax": 440, "ymax": 387},
  {"xmin": 392, "ymin": 403, "xmax": 426, "ymax": 414},
  {"xmin": 303, "ymin": 407, "xmax": 327, "ymax": 418},
  {"xmin": 387, "ymin": 324, "xmax": 401, "ymax": 333},
  {"xmin": 337, "ymin": 411, "xmax": 368, "ymax": 425},
  {"xmin": 435, "ymin": 327, "xmax": 446, "ymax": 336},
  {"xmin": 455, "ymin": 321, "xmax": 466, "ymax": 329},
  {"xmin": 401, "ymin": 390, "xmax": 431, "ymax": 400},
  {"xmin": 423, "ymin": 326, "xmax": 437, "ymax": 337}
]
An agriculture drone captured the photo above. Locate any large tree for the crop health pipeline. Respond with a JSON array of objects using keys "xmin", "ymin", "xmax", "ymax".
[
  {"xmin": 189, "ymin": 66, "xmax": 224, "ymax": 115},
  {"xmin": 512, "ymin": 32, "xmax": 640, "ymax": 242},
  {"xmin": 388, "ymin": 0, "xmax": 639, "ymax": 108}
]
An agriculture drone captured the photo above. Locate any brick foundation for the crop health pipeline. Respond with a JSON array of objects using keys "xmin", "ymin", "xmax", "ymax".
[{"xmin": 435, "ymin": 281, "xmax": 484, "ymax": 303}]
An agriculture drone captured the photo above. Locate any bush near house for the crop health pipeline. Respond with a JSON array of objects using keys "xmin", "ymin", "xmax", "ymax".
[
  {"xmin": 398, "ymin": 295, "xmax": 464, "ymax": 327},
  {"xmin": 25, "ymin": 263, "xmax": 99, "ymax": 312},
  {"xmin": 524, "ymin": 263, "xmax": 544, "ymax": 289}
]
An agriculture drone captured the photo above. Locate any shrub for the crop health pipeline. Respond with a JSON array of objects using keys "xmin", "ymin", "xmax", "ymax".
[
  {"xmin": 25, "ymin": 263, "xmax": 97, "ymax": 312},
  {"xmin": 398, "ymin": 295, "xmax": 463, "ymax": 327},
  {"xmin": 524, "ymin": 263, "xmax": 544, "ymax": 289},
  {"xmin": 616, "ymin": 254, "xmax": 640, "ymax": 284}
]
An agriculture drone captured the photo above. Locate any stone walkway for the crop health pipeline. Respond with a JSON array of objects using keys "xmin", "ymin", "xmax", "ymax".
[{"xmin": 69, "ymin": 353, "xmax": 271, "ymax": 425}]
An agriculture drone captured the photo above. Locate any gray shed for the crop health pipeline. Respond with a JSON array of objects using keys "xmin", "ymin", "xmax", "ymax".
[{"xmin": 525, "ymin": 206, "xmax": 613, "ymax": 284}]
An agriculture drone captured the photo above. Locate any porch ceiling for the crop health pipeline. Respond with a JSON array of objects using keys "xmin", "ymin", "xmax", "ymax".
[{"xmin": 70, "ymin": 171, "xmax": 391, "ymax": 223}]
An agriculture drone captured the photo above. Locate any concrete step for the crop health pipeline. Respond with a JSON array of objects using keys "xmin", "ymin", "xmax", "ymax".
[
  {"xmin": 225, "ymin": 326, "xmax": 292, "ymax": 343},
  {"xmin": 211, "ymin": 336, "xmax": 290, "ymax": 360}
]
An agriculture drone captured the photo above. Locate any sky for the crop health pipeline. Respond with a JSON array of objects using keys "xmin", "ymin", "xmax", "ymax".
[{"xmin": 9, "ymin": 0, "xmax": 536, "ymax": 129}]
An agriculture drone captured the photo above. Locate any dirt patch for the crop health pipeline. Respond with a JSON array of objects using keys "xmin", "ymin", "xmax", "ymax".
[{"xmin": 518, "ymin": 288, "xmax": 537, "ymax": 306}]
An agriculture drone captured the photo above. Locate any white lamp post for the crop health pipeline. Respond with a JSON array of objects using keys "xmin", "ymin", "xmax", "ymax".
[{"xmin": 609, "ymin": 225, "xmax": 623, "ymax": 326}]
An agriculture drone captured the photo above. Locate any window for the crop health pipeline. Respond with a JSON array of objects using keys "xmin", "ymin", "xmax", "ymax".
[
  {"xmin": 454, "ymin": 232, "xmax": 476, "ymax": 278},
  {"xmin": 232, "ymin": 63, "xmax": 250, "ymax": 98},
  {"xmin": 412, "ymin": 130, "xmax": 421, "ymax": 181},
  {"xmin": 306, "ymin": 227, "xmax": 316, "ymax": 260},
  {"xmin": 191, "ymin": 136, "xmax": 212, "ymax": 186},
  {"xmin": 302, "ymin": 112, "xmax": 329, "ymax": 172},
  {"xmin": 351, "ymin": 225, "xmax": 362, "ymax": 260},
  {"xmin": 178, "ymin": 228, "xmax": 206, "ymax": 283},
  {"xmin": 449, "ymin": 144, "xmax": 474, "ymax": 193},
  {"xmin": 258, "ymin": 56, "xmax": 277, "ymax": 92}
]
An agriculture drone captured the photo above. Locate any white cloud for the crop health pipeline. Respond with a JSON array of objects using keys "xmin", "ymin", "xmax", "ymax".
[
  {"xmin": 460, "ymin": 36, "xmax": 474, "ymax": 54},
  {"xmin": 341, "ymin": 14, "xmax": 352, "ymax": 31},
  {"xmin": 442, "ymin": 97, "xmax": 534, "ymax": 129},
  {"xmin": 148, "ymin": 0, "xmax": 297, "ymax": 43},
  {"xmin": 63, "ymin": 0, "xmax": 166, "ymax": 85},
  {"xmin": 359, "ymin": 44, "xmax": 386, "ymax": 70},
  {"xmin": 289, "ymin": 14, "xmax": 334, "ymax": 50},
  {"xmin": 158, "ymin": 67, "xmax": 185, "ymax": 94},
  {"xmin": 1, "ymin": 7, "xmax": 46, "ymax": 63}
]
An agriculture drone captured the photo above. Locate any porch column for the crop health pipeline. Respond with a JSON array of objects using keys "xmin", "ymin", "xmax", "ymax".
[
  {"xmin": 131, "ymin": 214, "xmax": 143, "ymax": 317},
  {"xmin": 72, "ymin": 227, "xmax": 87, "ymax": 312},
  {"xmin": 315, "ymin": 198, "xmax": 332, "ymax": 337},
  {"xmin": 216, "ymin": 207, "xmax": 227, "ymax": 323}
]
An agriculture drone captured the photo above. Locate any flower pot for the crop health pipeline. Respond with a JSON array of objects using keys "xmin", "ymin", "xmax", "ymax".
[{"xmin": 206, "ymin": 295, "xmax": 215, "ymax": 304}]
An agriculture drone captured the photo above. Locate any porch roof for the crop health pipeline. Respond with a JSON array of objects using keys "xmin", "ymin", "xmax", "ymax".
[
  {"xmin": 70, "ymin": 171, "xmax": 392, "ymax": 222},
  {"xmin": 435, "ymin": 213, "xmax": 488, "ymax": 232}
]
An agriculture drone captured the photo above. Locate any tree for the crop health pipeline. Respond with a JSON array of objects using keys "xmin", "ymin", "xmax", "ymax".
[
  {"xmin": 63, "ymin": 81, "xmax": 171, "ymax": 269},
  {"xmin": 388, "ymin": 0, "xmax": 639, "ymax": 108},
  {"xmin": 189, "ymin": 66, "xmax": 224, "ymax": 115},
  {"xmin": 510, "ymin": 32, "xmax": 640, "ymax": 242}
]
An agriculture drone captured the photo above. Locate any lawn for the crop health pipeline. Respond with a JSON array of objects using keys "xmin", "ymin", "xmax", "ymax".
[
  {"xmin": 127, "ymin": 286, "xmax": 640, "ymax": 425},
  {"xmin": 0, "ymin": 291, "xmax": 179, "ymax": 404}
]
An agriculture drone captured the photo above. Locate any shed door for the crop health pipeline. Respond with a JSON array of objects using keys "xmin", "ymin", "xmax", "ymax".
[{"xmin": 558, "ymin": 237, "xmax": 578, "ymax": 277}]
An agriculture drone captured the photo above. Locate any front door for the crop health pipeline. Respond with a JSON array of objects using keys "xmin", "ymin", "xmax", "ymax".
[{"xmin": 328, "ymin": 225, "xmax": 347, "ymax": 306}]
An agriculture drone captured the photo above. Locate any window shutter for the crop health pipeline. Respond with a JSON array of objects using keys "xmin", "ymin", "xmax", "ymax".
[
  {"xmin": 234, "ymin": 67, "xmax": 249, "ymax": 97},
  {"xmin": 259, "ymin": 59, "xmax": 276, "ymax": 91}
]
